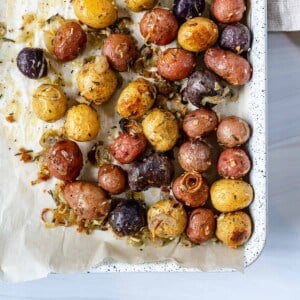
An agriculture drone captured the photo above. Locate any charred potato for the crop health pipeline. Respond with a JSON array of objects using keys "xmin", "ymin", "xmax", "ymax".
[
  {"xmin": 63, "ymin": 181, "xmax": 111, "ymax": 220},
  {"xmin": 47, "ymin": 140, "xmax": 83, "ymax": 182},
  {"xmin": 157, "ymin": 48, "xmax": 196, "ymax": 81},
  {"xmin": 216, "ymin": 211, "xmax": 252, "ymax": 248},
  {"xmin": 178, "ymin": 17, "xmax": 218, "ymax": 52},
  {"xmin": 217, "ymin": 116, "xmax": 251, "ymax": 147},
  {"xmin": 116, "ymin": 78, "xmax": 156, "ymax": 119},
  {"xmin": 142, "ymin": 108, "xmax": 179, "ymax": 152},
  {"xmin": 211, "ymin": 0, "xmax": 246, "ymax": 24},
  {"xmin": 140, "ymin": 8, "xmax": 179, "ymax": 46},
  {"xmin": 72, "ymin": 0, "xmax": 118, "ymax": 29},
  {"xmin": 210, "ymin": 179, "xmax": 253, "ymax": 212},
  {"xmin": 126, "ymin": 0, "xmax": 157, "ymax": 12},
  {"xmin": 77, "ymin": 57, "xmax": 118, "ymax": 105},
  {"xmin": 148, "ymin": 198, "xmax": 187, "ymax": 239},
  {"xmin": 186, "ymin": 208, "xmax": 215, "ymax": 244},
  {"xmin": 32, "ymin": 84, "xmax": 67, "ymax": 122},
  {"xmin": 53, "ymin": 21, "xmax": 87, "ymax": 61},
  {"xmin": 64, "ymin": 104, "xmax": 100, "ymax": 142},
  {"xmin": 102, "ymin": 34, "xmax": 138, "ymax": 72},
  {"xmin": 204, "ymin": 48, "xmax": 252, "ymax": 85}
]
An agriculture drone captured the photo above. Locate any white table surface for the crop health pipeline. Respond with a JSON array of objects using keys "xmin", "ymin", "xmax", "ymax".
[{"xmin": 1, "ymin": 32, "xmax": 300, "ymax": 300}]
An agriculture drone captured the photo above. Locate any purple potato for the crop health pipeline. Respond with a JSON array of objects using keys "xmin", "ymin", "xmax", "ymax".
[
  {"xmin": 128, "ymin": 153, "xmax": 174, "ymax": 192},
  {"xmin": 109, "ymin": 200, "xmax": 147, "ymax": 236},
  {"xmin": 173, "ymin": 0, "xmax": 205, "ymax": 23},
  {"xmin": 220, "ymin": 23, "xmax": 251, "ymax": 54},
  {"xmin": 17, "ymin": 47, "xmax": 48, "ymax": 79},
  {"xmin": 183, "ymin": 70, "xmax": 225, "ymax": 108}
]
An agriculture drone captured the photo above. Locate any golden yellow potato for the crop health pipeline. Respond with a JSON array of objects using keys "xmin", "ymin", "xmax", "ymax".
[
  {"xmin": 148, "ymin": 199, "xmax": 187, "ymax": 239},
  {"xmin": 126, "ymin": 0, "xmax": 157, "ymax": 12},
  {"xmin": 216, "ymin": 211, "xmax": 252, "ymax": 248},
  {"xmin": 142, "ymin": 108, "xmax": 179, "ymax": 152},
  {"xmin": 73, "ymin": 0, "xmax": 118, "ymax": 29},
  {"xmin": 116, "ymin": 78, "xmax": 156, "ymax": 120},
  {"xmin": 64, "ymin": 104, "xmax": 100, "ymax": 142},
  {"xmin": 178, "ymin": 17, "xmax": 219, "ymax": 52},
  {"xmin": 210, "ymin": 179, "xmax": 253, "ymax": 212},
  {"xmin": 77, "ymin": 57, "xmax": 118, "ymax": 105},
  {"xmin": 32, "ymin": 84, "xmax": 67, "ymax": 122}
]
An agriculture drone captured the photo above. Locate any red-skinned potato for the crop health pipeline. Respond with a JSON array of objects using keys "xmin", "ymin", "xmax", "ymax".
[
  {"xmin": 47, "ymin": 139, "xmax": 83, "ymax": 181},
  {"xmin": 53, "ymin": 21, "xmax": 87, "ymax": 61},
  {"xmin": 186, "ymin": 208, "xmax": 215, "ymax": 244},
  {"xmin": 204, "ymin": 48, "xmax": 252, "ymax": 85},
  {"xmin": 157, "ymin": 48, "xmax": 196, "ymax": 81},
  {"xmin": 183, "ymin": 108, "xmax": 218, "ymax": 138},
  {"xmin": 140, "ymin": 8, "xmax": 179, "ymax": 45},
  {"xmin": 211, "ymin": 0, "xmax": 246, "ymax": 24},
  {"xmin": 63, "ymin": 181, "xmax": 111, "ymax": 220}
]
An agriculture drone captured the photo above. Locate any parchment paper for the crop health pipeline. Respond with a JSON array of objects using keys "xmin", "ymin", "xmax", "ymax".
[{"xmin": 0, "ymin": 0, "xmax": 244, "ymax": 283}]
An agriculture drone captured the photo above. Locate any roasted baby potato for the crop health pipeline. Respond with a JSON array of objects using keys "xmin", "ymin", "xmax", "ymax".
[
  {"xmin": 210, "ymin": 179, "xmax": 253, "ymax": 212},
  {"xmin": 142, "ymin": 108, "xmax": 179, "ymax": 152},
  {"xmin": 157, "ymin": 48, "xmax": 196, "ymax": 81},
  {"xmin": 77, "ymin": 57, "xmax": 118, "ymax": 105},
  {"xmin": 116, "ymin": 78, "xmax": 156, "ymax": 119},
  {"xmin": 63, "ymin": 181, "xmax": 111, "ymax": 220},
  {"xmin": 47, "ymin": 139, "xmax": 83, "ymax": 182},
  {"xmin": 32, "ymin": 84, "xmax": 67, "ymax": 122},
  {"xmin": 53, "ymin": 21, "xmax": 87, "ymax": 61},
  {"xmin": 126, "ymin": 0, "xmax": 157, "ymax": 12},
  {"xmin": 173, "ymin": 0, "xmax": 205, "ymax": 23},
  {"xmin": 102, "ymin": 34, "xmax": 138, "ymax": 72},
  {"xmin": 72, "ymin": 0, "xmax": 118, "ymax": 29},
  {"xmin": 216, "ymin": 211, "xmax": 252, "ymax": 248},
  {"xmin": 186, "ymin": 208, "xmax": 215, "ymax": 244},
  {"xmin": 178, "ymin": 17, "xmax": 218, "ymax": 52},
  {"xmin": 140, "ymin": 8, "xmax": 179, "ymax": 46},
  {"xmin": 148, "ymin": 198, "xmax": 187, "ymax": 239},
  {"xmin": 211, "ymin": 0, "xmax": 246, "ymax": 24},
  {"xmin": 204, "ymin": 48, "xmax": 252, "ymax": 85},
  {"xmin": 64, "ymin": 104, "xmax": 100, "ymax": 142},
  {"xmin": 217, "ymin": 116, "xmax": 251, "ymax": 147}
]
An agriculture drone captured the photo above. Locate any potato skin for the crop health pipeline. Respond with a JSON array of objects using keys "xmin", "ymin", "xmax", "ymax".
[
  {"xmin": 142, "ymin": 108, "xmax": 179, "ymax": 152},
  {"xmin": 211, "ymin": 0, "xmax": 246, "ymax": 24},
  {"xmin": 98, "ymin": 164, "xmax": 127, "ymax": 195},
  {"xmin": 77, "ymin": 59, "xmax": 118, "ymax": 105},
  {"xmin": 217, "ymin": 116, "xmax": 251, "ymax": 147},
  {"xmin": 186, "ymin": 208, "xmax": 215, "ymax": 244},
  {"xmin": 183, "ymin": 108, "xmax": 218, "ymax": 138},
  {"xmin": 53, "ymin": 21, "xmax": 87, "ymax": 61},
  {"xmin": 116, "ymin": 78, "xmax": 156, "ymax": 120},
  {"xmin": 204, "ymin": 48, "xmax": 252, "ymax": 86},
  {"xmin": 32, "ymin": 84, "xmax": 67, "ymax": 122},
  {"xmin": 73, "ymin": 0, "xmax": 118, "ymax": 29},
  {"xmin": 47, "ymin": 140, "xmax": 83, "ymax": 182},
  {"xmin": 148, "ymin": 199, "xmax": 187, "ymax": 239},
  {"xmin": 217, "ymin": 148, "xmax": 251, "ymax": 179},
  {"xmin": 157, "ymin": 48, "xmax": 196, "ymax": 81},
  {"xmin": 216, "ymin": 211, "xmax": 252, "ymax": 248},
  {"xmin": 64, "ymin": 104, "xmax": 100, "ymax": 142},
  {"xmin": 178, "ymin": 17, "xmax": 218, "ymax": 52},
  {"xmin": 63, "ymin": 181, "xmax": 111, "ymax": 220},
  {"xmin": 110, "ymin": 132, "xmax": 147, "ymax": 164},
  {"xmin": 178, "ymin": 140, "xmax": 212, "ymax": 172},
  {"xmin": 102, "ymin": 34, "xmax": 138, "ymax": 72},
  {"xmin": 126, "ymin": 0, "xmax": 157, "ymax": 12},
  {"xmin": 210, "ymin": 179, "xmax": 253, "ymax": 212},
  {"xmin": 140, "ymin": 8, "xmax": 179, "ymax": 46}
]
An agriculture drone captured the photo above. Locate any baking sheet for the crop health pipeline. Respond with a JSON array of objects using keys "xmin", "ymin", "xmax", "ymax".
[{"xmin": 0, "ymin": 0, "xmax": 266, "ymax": 282}]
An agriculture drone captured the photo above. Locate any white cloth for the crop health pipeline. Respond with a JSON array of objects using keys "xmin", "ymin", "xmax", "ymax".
[{"xmin": 268, "ymin": 0, "xmax": 300, "ymax": 31}]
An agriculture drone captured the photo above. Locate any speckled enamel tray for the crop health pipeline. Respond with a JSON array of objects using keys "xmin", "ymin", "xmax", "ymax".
[{"xmin": 88, "ymin": 0, "xmax": 267, "ymax": 272}]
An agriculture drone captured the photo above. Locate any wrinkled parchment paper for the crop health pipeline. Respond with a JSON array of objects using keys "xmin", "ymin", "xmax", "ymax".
[{"xmin": 0, "ymin": 0, "xmax": 245, "ymax": 283}]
